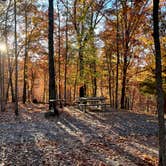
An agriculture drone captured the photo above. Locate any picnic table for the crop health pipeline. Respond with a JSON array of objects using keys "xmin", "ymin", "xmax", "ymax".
[
  {"xmin": 49, "ymin": 99, "xmax": 65, "ymax": 109},
  {"xmin": 78, "ymin": 96, "xmax": 107, "ymax": 112}
]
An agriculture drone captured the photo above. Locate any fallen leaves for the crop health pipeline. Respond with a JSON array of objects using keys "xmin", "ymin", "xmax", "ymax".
[{"xmin": 0, "ymin": 103, "xmax": 159, "ymax": 165}]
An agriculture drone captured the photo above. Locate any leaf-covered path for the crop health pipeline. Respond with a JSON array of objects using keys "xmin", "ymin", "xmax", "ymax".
[{"xmin": 0, "ymin": 104, "xmax": 159, "ymax": 165}]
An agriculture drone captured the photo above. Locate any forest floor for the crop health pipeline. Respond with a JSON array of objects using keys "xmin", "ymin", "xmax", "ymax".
[{"xmin": 0, "ymin": 103, "xmax": 161, "ymax": 166}]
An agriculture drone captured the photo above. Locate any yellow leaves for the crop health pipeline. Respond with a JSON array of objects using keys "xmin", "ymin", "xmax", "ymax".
[
  {"xmin": 31, "ymin": 16, "xmax": 44, "ymax": 25},
  {"xmin": 141, "ymin": 154, "xmax": 158, "ymax": 166}
]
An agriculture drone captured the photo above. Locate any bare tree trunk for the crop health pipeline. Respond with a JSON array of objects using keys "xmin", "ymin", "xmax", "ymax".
[
  {"xmin": 64, "ymin": 0, "xmax": 68, "ymax": 103},
  {"xmin": 4, "ymin": 1, "xmax": 12, "ymax": 107},
  {"xmin": 14, "ymin": 0, "xmax": 18, "ymax": 116},
  {"xmin": 57, "ymin": 0, "xmax": 61, "ymax": 99},
  {"xmin": 48, "ymin": 0, "xmax": 58, "ymax": 114},
  {"xmin": 115, "ymin": 0, "xmax": 119, "ymax": 109},
  {"xmin": 153, "ymin": 0, "xmax": 166, "ymax": 165},
  {"xmin": 120, "ymin": 2, "xmax": 130, "ymax": 110},
  {"xmin": 23, "ymin": 7, "xmax": 28, "ymax": 104}
]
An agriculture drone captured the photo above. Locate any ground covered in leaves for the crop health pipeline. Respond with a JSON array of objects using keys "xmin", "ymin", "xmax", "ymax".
[{"xmin": 0, "ymin": 103, "xmax": 159, "ymax": 166}]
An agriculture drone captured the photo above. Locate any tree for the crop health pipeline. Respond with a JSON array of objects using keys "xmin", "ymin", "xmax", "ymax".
[
  {"xmin": 115, "ymin": 0, "xmax": 120, "ymax": 109},
  {"xmin": 57, "ymin": 0, "xmax": 61, "ymax": 100},
  {"xmin": 64, "ymin": 0, "xmax": 68, "ymax": 102},
  {"xmin": 14, "ymin": 0, "xmax": 18, "ymax": 116},
  {"xmin": 72, "ymin": 0, "xmax": 108, "ymax": 97},
  {"xmin": 48, "ymin": 0, "xmax": 58, "ymax": 115},
  {"xmin": 153, "ymin": 0, "xmax": 166, "ymax": 165},
  {"xmin": 22, "ymin": 1, "xmax": 29, "ymax": 104}
]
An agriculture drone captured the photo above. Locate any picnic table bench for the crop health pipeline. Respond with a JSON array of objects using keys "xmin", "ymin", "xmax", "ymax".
[{"xmin": 77, "ymin": 96, "xmax": 107, "ymax": 112}]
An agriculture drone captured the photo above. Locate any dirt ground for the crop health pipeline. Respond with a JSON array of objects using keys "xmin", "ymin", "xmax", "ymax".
[{"xmin": 0, "ymin": 103, "xmax": 160, "ymax": 166}]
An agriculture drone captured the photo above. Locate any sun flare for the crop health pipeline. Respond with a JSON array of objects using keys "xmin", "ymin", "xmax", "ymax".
[{"xmin": 0, "ymin": 42, "xmax": 7, "ymax": 53}]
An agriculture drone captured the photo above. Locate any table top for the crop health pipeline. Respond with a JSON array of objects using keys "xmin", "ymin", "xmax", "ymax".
[
  {"xmin": 49, "ymin": 99, "xmax": 65, "ymax": 102},
  {"xmin": 79, "ymin": 97, "xmax": 106, "ymax": 100},
  {"xmin": 79, "ymin": 97, "xmax": 106, "ymax": 103}
]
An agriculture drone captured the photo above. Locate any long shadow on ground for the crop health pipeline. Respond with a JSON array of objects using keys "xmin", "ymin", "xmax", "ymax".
[{"xmin": 0, "ymin": 105, "xmax": 159, "ymax": 165}]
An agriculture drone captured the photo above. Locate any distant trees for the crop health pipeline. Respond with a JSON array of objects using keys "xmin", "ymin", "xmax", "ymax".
[
  {"xmin": 70, "ymin": 0, "xmax": 108, "ymax": 97},
  {"xmin": 100, "ymin": 0, "xmax": 150, "ymax": 109}
]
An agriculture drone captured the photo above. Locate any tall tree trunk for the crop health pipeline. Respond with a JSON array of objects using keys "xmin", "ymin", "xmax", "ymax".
[
  {"xmin": 23, "ymin": 7, "xmax": 28, "ymax": 104},
  {"xmin": 64, "ymin": 0, "xmax": 68, "ymax": 102},
  {"xmin": 4, "ymin": 2, "xmax": 10, "ymax": 108},
  {"xmin": 0, "ymin": 55, "xmax": 2, "ymax": 112},
  {"xmin": 120, "ymin": 2, "xmax": 129, "ymax": 110},
  {"xmin": 48, "ymin": 0, "xmax": 58, "ymax": 114},
  {"xmin": 115, "ymin": 0, "xmax": 119, "ymax": 109},
  {"xmin": 57, "ymin": 0, "xmax": 61, "ymax": 99},
  {"xmin": 14, "ymin": 0, "xmax": 18, "ymax": 116},
  {"xmin": 153, "ymin": 0, "xmax": 166, "ymax": 165}
]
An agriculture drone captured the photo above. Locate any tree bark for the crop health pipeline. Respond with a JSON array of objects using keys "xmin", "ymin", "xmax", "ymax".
[
  {"xmin": 153, "ymin": 0, "xmax": 166, "ymax": 165},
  {"xmin": 23, "ymin": 7, "xmax": 28, "ymax": 104},
  {"xmin": 14, "ymin": 0, "xmax": 18, "ymax": 116},
  {"xmin": 121, "ymin": 63, "xmax": 127, "ymax": 109},
  {"xmin": 48, "ymin": 0, "xmax": 58, "ymax": 114},
  {"xmin": 79, "ymin": 45, "xmax": 86, "ymax": 97},
  {"xmin": 64, "ymin": 0, "xmax": 68, "ymax": 102},
  {"xmin": 57, "ymin": 0, "xmax": 61, "ymax": 100},
  {"xmin": 115, "ymin": 0, "xmax": 119, "ymax": 109}
]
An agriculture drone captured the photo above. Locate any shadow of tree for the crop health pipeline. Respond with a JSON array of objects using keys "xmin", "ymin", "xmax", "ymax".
[{"xmin": 0, "ymin": 105, "xmax": 159, "ymax": 165}]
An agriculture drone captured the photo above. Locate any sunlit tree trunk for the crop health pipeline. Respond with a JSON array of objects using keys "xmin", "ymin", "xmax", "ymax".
[
  {"xmin": 153, "ymin": 0, "xmax": 166, "ymax": 165},
  {"xmin": 64, "ymin": 0, "xmax": 68, "ymax": 103},
  {"xmin": 4, "ymin": 1, "xmax": 11, "ymax": 108},
  {"xmin": 23, "ymin": 6, "xmax": 28, "ymax": 104},
  {"xmin": 57, "ymin": 0, "xmax": 61, "ymax": 100}
]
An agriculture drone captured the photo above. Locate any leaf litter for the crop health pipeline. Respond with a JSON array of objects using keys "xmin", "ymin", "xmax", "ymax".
[{"xmin": 0, "ymin": 103, "xmax": 159, "ymax": 165}]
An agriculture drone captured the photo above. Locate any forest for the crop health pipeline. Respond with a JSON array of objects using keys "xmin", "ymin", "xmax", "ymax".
[{"xmin": 0, "ymin": 0, "xmax": 165, "ymax": 165}]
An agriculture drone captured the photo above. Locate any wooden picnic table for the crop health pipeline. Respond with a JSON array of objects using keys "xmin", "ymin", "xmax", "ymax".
[
  {"xmin": 78, "ymin": 96, "xmax": 107, "ymax": 112},
  {"xmin": 49, "ymin": 99, "xmax": 65, "ymax": 108}
]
